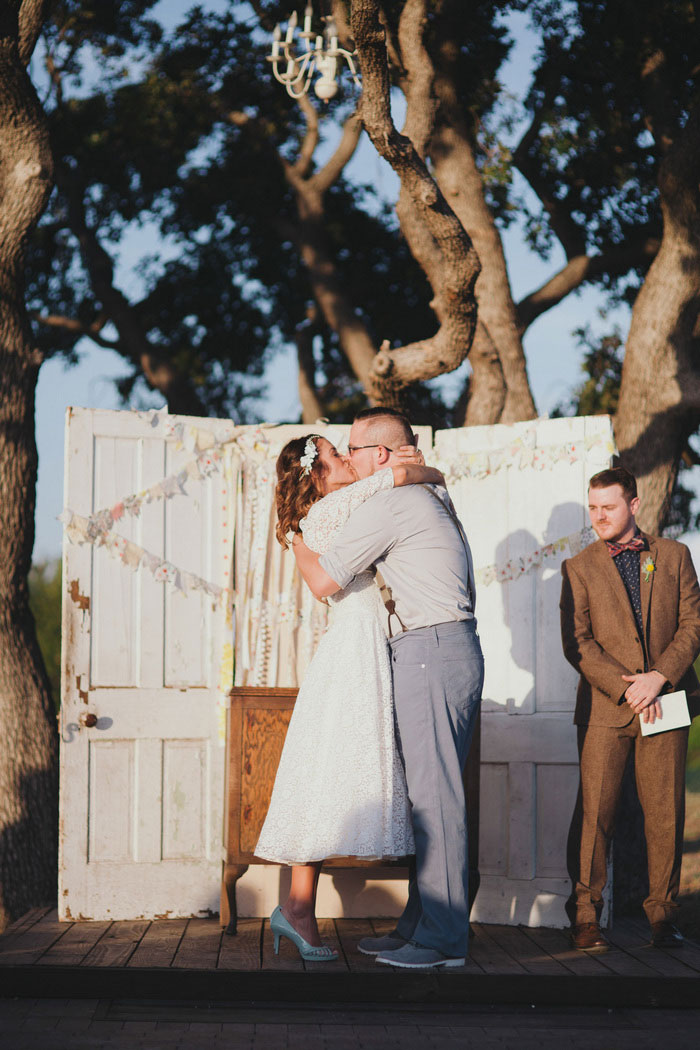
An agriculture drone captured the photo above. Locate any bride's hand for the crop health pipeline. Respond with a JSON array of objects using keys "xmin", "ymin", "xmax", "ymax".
[{"xmin": 395, "ymin": 444, "xmax": 425, "ymax": 465}]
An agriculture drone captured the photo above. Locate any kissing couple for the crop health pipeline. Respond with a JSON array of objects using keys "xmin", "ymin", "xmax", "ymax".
[{"xmin": 255, "ymin": 407, "xmax": 484, "ymax": 970}]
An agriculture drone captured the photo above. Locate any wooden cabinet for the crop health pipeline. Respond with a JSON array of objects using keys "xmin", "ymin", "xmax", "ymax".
[{"xmin": 221, "ymin": 686, "xmax": 480, "ymax": 933}]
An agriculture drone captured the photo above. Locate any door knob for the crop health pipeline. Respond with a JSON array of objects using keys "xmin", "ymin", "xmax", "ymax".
[{"xmin": 79, "ymin": 712, "xmax": 98, "ymax": 728}]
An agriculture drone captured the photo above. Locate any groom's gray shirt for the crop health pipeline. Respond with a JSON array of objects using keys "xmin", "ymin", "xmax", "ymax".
[{"xmin": 319, "ymin": 483, "xmax": 476, "ymax": 632}]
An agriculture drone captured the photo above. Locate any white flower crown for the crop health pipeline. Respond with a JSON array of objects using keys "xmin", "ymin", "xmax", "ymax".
[{"xmin": 299, "ymin": 437, "xmax": 319, "ymax": 477}]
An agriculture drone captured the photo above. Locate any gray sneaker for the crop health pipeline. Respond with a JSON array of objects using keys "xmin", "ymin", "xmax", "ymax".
[
  {"xmin": 376, "ymin": 940, "xmax": 465, "ymax": 969},
  {"xmin": 357, "ymin": 932, "xmax": 407, "ymax": 956}
]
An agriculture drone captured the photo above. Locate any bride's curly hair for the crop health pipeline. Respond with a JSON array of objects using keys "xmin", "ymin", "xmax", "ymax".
[{"xmin": 275, "ymin": 435, "xmax": 328, "ymax": 548}]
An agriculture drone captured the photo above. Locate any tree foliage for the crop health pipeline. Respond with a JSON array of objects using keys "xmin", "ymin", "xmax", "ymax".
[
  {"xmin": 29, "ymin": 0, "xmax": 438, "ymax": 419},
  {"xmin": 24, "ymin": 0, "xmax": 700, "ymax": 526},
  {"xmin": 28, "ymin": 560, "xmax": 62, "ymax": 712}
]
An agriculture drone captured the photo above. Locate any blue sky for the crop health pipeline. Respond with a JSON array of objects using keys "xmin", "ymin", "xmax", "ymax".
[{"xmin": 31, "ymin": 4, "xmax": 661, "ymax": 560}]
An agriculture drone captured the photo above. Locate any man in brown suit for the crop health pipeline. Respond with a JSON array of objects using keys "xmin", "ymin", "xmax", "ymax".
[{"xmin": 560, "ymin": 466, "xmax": 700, "ymax": 952}]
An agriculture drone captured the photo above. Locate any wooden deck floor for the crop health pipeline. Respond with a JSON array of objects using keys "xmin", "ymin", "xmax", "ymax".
[{"xmin": 1, "ymin": 908, "xmax": 699, "ymax": 1006}]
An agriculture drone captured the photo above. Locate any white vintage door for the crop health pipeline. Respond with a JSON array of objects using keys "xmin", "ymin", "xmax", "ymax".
[
  {"xmin": 434, "ymin": 416, "xmax": 614, "ymax": 925},
  {"xmin": 59, "ymin": 408, "xmax": 235, "ymax": 920}
]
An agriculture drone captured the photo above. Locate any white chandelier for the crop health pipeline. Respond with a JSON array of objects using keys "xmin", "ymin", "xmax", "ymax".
[{"xmin": 267, "ymin": 3, "xmax": 361, "ymax": 102}]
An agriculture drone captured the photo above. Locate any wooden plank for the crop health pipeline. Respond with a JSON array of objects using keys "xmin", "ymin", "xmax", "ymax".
[
  {"xmin": 127, "ymin": 919, "xmax": 187, "ymax": 969},
  {"xmin": 519, "ymin": 925, "xmax": 615, "ymax": 977},
  {"xmin": 606, "ymin": 918, "xmax": 700, "ymax": 978},
  {"xmin": 261, "ymin": 917, "xmax": 305, "ymax": 972},
  {"xmin": 467, "ymin": 924, "xmax": 529, "ymax": 975},
  {"xmin": 335, "ymin": 919, "xmax": 379, "ymax": 973},
  {"xmin": 218, "ymin": 918, "xmax": 261, "ymax": 970},
  {"xmin": 0, "ymin": 909, "xmax": 69, "ymax": 965},
  {"xmin": 660, "ymin": 938, "xmax": 700, "ymax": 973},
  {"xmin": 480, "ymin": 923, "xmax": 569, "ymax": 976},
  {"xmin": 171, "ymin": 918, "xmax": 222, "ymax": 970},
  {"xmin": 369, "ymin": 918, "xmax": 397, "ymax": 937},
  {"xmin": 574, "ymin": 925, "xmax": 660, "ymax": 978},
  {"xmin": 309, "ymin": 918, "xmax": 347, "ymax": 973},
  {"xmin": 0, "ymin": 906, "xmax": 52, "ymax": 947},
  {"xmin": 462, "ymin": 933, "xmax": 486, "ymax": 974},
  {"xmin": 40, "ymin": 921, "xmax": 113, "ymax": 966},
  {"xmin": 80, "ymin": 920, "xmax": 150, "ymax": 967}
]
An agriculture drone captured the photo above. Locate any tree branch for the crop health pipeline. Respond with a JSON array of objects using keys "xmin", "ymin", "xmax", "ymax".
[
  {"xmin": 392, "ymin": 0, "xmax": 443, "ymax": 292},
  {"xmin": 247, "ymin": 0, "xmax": 276, "ymax": 33},
  {"xmin": 640, "ymin": 47, "xmax": 675, "ymax": 155},
  {"xmin": 18, "ymin": 0, "xmax": 48, "ymax": 66},
  {"xmin": 31, "ymin": 311, "xmax": 121, "ymax": 350},
  {"xmin": 295, "ymin": 304, "xmax": 325, "ymax": 424},
  {"xmin": 291, "ymin": 93, "xmax": 320, "ymax": 178},
  {"xmin": 377, "ymin": 3, "xmax": 403, "ymax": 73},
  {"xmin": 223, "ymin": 97, "xmax": 376, "ymax": 392},
  {"xmin": 351, "ymin": 0, "xmax": 480, "ymax": 400},
  {"xmin": 516, "ymin": 236, "xmax": 661, "ymax": 333},
  {"xmin": 313, "ymin": 110, "xmax": 362, "ymax": 192},
  {"xmin": 513, "ymin": 87, "xmax": 588, "ymax": 259},
  {"xmin": 57, "ymin": 169, "xmax": 208, "ymax": 415},
  {"xmin": 397, "ymin": 0, "xmax": 436, "ymax": 158},
  {"xmin": 331, "ymin": 0, "xmax": 356, "ymax": 52}
]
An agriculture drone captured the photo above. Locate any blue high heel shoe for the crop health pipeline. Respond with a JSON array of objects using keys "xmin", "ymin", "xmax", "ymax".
[{"xmin": 269, "ymin": 906, "xmax": 338, "ymax": 962}]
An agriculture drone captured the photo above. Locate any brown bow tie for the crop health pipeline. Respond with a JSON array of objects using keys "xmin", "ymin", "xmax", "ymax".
[{"xmin": 606, "ymin": 535, "xmax": 646, "ymax": 557}]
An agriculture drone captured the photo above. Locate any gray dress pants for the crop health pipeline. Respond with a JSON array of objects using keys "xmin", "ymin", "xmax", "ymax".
[{"xmin": 390, "ymin": 619, "xmax": 484, "ymax": 957}]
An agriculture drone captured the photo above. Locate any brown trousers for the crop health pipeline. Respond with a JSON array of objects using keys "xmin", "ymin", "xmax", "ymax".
[{"xmin": 566, "ymin": 718, "xmax": 688, "ymax": 927}]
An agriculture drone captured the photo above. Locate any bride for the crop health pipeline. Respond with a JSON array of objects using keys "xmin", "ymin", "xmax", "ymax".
[{"xmin": 254, "ymin": 433, "xmax": 444, "ymax": 961}]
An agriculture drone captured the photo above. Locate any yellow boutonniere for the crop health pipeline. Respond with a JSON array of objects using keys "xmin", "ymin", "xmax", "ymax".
[{"xmin": 642, "ymin": 556, "xmax": 655, "ymax": 583}]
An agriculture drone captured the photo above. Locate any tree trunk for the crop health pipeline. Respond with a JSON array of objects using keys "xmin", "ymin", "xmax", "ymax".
[
  {"xmin": 295, "ymin": 306, "xmax": 325, "ymax": 424},
  {"xmin": 615, "ymin": 103, "xmax": 700, "ymax": 533},
  {"xmin": 455, "ymin": 322, "xmax": 506, "ymax": 426},
  {"xmin": 0, "ymin": 2, "xmax": 58, "ymax": 930},
  {"xmin": 291, "ymin": 162, "xmax": 377, "ymax": 394},
  {"xmin": 280, "ymin": 101, "xmax": 380, "ymax": 401},
  {"xmin": 429, "ymin": 33, "xmax": 536, "ymax": 425}
]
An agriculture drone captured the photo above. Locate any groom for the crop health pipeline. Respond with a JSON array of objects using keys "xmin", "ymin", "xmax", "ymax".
[{"xmin": 293, "ymin": 407, "xmax": 484, "ymax": 969}]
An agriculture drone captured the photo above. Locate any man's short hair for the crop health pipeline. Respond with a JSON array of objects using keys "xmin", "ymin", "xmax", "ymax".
[
  {"xmin": 353, "ymin": 407, "xmax": 415, "ymax": 447},
  {"xmin": 588, "ymin": 466, "xmax": 637, "ymax": 502}
]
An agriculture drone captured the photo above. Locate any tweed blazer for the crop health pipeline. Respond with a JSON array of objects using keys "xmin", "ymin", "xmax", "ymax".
[{"xmin": 560, "ymin": 531, "xmax": 700, "ymax": 727}]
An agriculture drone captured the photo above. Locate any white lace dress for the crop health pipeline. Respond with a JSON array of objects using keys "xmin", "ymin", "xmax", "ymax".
[{"xmin": 254, "ymin": 468, "xmax": 414, "ymax": 863}]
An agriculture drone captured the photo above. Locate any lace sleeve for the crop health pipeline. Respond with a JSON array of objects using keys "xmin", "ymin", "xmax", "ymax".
[{"xmin": 301, "ymin": 468, "xmax": 394, "ymax": 554}]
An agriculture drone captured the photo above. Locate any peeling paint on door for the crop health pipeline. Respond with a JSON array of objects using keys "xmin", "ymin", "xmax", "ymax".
[{"xmin": 69, "ymin": 579, "xmax": 90, "ymax": 611}]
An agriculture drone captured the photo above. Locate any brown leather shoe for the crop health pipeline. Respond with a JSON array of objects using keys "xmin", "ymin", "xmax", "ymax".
[
  {"xmin": 570, "ymin": 923, "xmax": 610, "ymax": 953},
  {"xmin": 650, "ymin": 922, "xmax": 684, "ymax": 948}
]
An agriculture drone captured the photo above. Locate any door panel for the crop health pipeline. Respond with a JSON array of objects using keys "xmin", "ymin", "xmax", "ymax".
[
  {"xmin": 60, "ymin": 408, "xmax": 231, "ymax": 920},
  {"xmin": 434, "ymin": 416, "xmax": 613, "ymax": 925}
]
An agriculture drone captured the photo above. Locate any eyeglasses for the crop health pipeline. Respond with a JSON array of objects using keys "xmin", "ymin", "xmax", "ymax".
[{"xmin": 346, "ymin": 443, "xmax": 394, "ymax": 454}]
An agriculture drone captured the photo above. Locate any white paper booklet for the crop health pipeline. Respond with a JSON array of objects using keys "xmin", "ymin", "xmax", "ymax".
[{"xmin": 639, "ymin": 689, "xmax": 691, "ymax": 736}]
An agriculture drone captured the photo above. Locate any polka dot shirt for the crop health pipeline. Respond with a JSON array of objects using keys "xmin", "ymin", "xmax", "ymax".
[{"xmin": 611, "ymin": 543, "xmax": 646, "ymax": 642}]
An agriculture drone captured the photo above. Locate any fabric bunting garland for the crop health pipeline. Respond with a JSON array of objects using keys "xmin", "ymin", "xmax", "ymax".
[
  {"xmin": 433, "ymin": 430, "xmax": 616, "ymax": 483},
  {"xmin": 60, "ymin": 509, "xmax": 234, "ymax": 608},
  {"xmin": 476, "ymin": 526, "xmax": 596, "ymax": 587},
  {"xmin": 61, "ymin": 503, "xmax": 595, "ymax": 601},
  {"xmin": 78, "ymin": 417, "xmax": 272, "ymax": 542}
]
